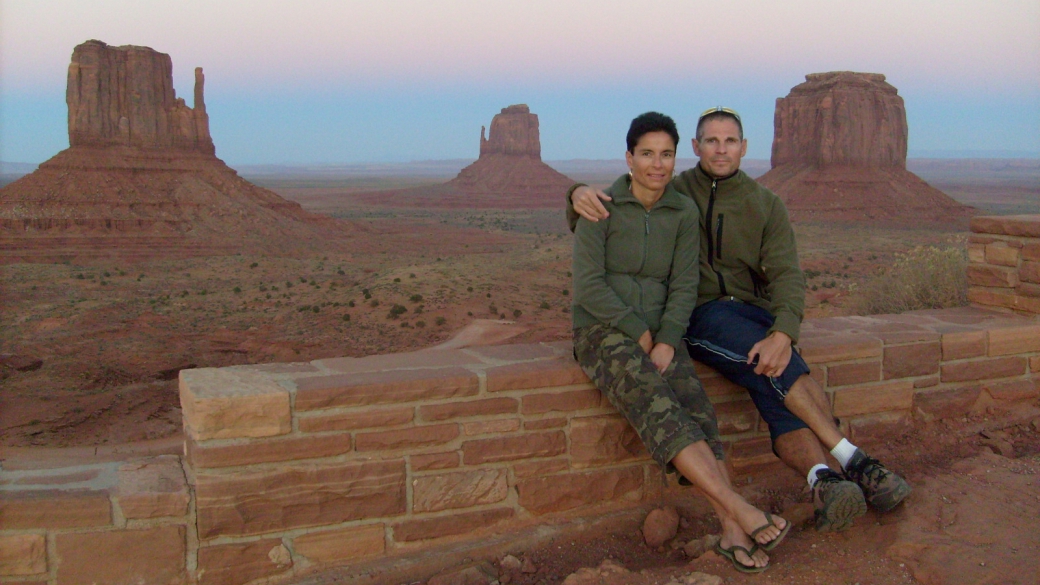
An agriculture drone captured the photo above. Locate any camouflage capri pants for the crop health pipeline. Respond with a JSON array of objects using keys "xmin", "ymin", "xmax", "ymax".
[{"xmin": 573, "ymin": 323, "xmax": 725, "ymax": 470}]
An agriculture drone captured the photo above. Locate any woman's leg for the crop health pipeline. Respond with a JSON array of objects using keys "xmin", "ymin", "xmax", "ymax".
[{"xmin": 671, "ymin": 442, "xmax": 787, "ymax": 548}]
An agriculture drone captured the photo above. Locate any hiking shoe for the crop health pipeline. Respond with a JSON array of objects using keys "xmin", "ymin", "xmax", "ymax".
[
  {"xmin": 844, "ymin": 449, "xmax": 911, "ymax": 513},
  {"xmin": 812, "ymin": 468, "xmax": 867, "ymax": 532}
]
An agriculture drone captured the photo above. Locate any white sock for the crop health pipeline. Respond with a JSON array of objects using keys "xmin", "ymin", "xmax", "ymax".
[
  {"xmin": 830, "ymin": 438, "xmax": 859, "ymax": 469},
  {"xmin": 807, "ymin": 463, "xmax": 830, "ymax": 487}
]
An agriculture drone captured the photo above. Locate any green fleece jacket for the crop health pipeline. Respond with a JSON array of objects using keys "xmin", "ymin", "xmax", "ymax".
[
  {"xmin": 568, "ymin": 165, "xmax": 805, "ymax": 342},
  {"xmin": 571, "ymin": 174, "xmax": 700, "ymax": 349}
]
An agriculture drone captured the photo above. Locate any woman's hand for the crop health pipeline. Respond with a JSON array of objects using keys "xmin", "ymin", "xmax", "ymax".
[
  {"xmin": 572, "ymin": 186, "xmax": 612, "ymax": 222},
  {"xmin": 649, "ymin": 343, "xmax": 675, "ymax": 373},
  {"xmin": 637, "ymin": 330, "xmax": 653, "ymax": 354}
]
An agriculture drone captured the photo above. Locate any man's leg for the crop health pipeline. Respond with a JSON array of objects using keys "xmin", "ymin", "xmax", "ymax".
[{"xmin": 686, "ymin": 301, "xmax": 884, "ymax": 530}]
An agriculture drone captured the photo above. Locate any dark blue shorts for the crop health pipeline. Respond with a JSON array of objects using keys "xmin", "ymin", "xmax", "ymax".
[{"xmin": 683, "ymin": 299, "xmax": 811, "ymax": 443}]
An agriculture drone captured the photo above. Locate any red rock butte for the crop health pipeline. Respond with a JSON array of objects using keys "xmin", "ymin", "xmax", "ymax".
[
  {"xmin": 346, "ymin": 104, "xmax": 575, "ymax": 209},
  {"xmin": 757, "ymin": 71, "xmax": 974, "ymax": 223},
  {"xmin": 0, "ymin": 40, "xmax": 352, "ymax": 263}
]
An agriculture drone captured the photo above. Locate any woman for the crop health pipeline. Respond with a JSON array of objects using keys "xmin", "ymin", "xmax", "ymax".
[{"xmin": 571, "ymin": 112, "xmax": 788, "ymax": 573}]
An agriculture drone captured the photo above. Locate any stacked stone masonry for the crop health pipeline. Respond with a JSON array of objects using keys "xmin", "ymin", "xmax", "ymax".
[{"xmin": 2, "ymin": 215, "xmax": 1038, "ymax": 585}]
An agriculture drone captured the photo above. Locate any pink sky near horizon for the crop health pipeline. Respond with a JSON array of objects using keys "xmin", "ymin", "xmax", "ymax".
[{"xmin": 2, "ymin": 0, "xmax": 1038, "ymax": 164}]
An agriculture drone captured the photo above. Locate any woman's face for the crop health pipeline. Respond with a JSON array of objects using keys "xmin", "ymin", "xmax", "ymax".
[{"xmin": 626, "ymin": 131, "xmax": 676, "ymax": 195}]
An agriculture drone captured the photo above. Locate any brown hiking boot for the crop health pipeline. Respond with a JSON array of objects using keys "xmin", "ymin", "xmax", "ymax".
[
  {"xmin": 844, "ymin": 449, "xmax": 911, "ymax": 513},
  {"xmin": 812, "ymin": 468, "xmax": 867, "ymax": 531}
]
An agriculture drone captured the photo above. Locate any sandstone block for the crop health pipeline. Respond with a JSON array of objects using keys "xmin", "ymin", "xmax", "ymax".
[
  {"xmin": 411, "ymin": 452, "xmax": 460, "ymax": 471},
  {"xmin": 180, "ymin": 367, "xmax": 290, "ymax": 441},
  {"xmin": 298, "ymin": 406, "xmax": 413, "ymax": 432},
  {"xmin": 1023, "ymin": 242, "xmax": 1040, "ymax": 262},
  {"xmin": 463, "ymin": 418, "xmax": 521, "ymax": 436},
  {"xmin": 413, "ymin": 469, "xmax": 509, "ymax": 512},
  {"xmin": 517, "ymin": 467, "xmax": 642, "ymax": 515},
  {"xmin": 0, "ymin": 534, "xmax": 46, "ymax": 576},
  {"xmin": 941, "ymin": 357, "xmax": 1026, "ymax": 383},
  {"xmin": 391, "ymin": 507, "xmax": 515, "ymax": 542},
  {"xmin": 197, "ymin": 538, "xmax": 291, "ymax": 585},
  {"xmin": 293, "ymin": 523, "xmax": 385, "ymax": 564},
  {"xmin": 569, "ymin": 415, "xmax": 648, "ymax": 469},
  {"xmin": 827, "ymin": 361, "xmax": 881, "ymax": 386},
  {"xmin": 56, "ymin": 526, "xmax": 185, "ymax": 585},
  {"xmin": 967, "ymin": 265, "xmax": 1019, "ymax": 288},
  {"xmin": 355, "ymin": 424, "xmax": 459, "ymax": 452},
  {"xmin": 420, "ymin": 397, "xmax": 518, "ymax": 422},
  {"xmin": 462, "ymin": 431, "xmax": 566, "ymax": 465},
  {"xmin": 316, "ymin": 349, "xmax": 481, "ymax": 374},
  {"xmin": 486, "ymin": 359, "xmax": 590, "ymax": 392},
  {"xmin": 988, "ymin": 324, "xmax": 1040, "ymax": 356},
  {"xmin": 512, "ymin": 458, "xmax": 570, "ymax": 478},
  {"xmin": 700, "ymin": 373, "xmax": 746, "ymax": 399},
  {"xmin": 914, "ymin": 385, "xmax": 982, "ymax": 419},
  {"xmin": 971, "ymin": 215, "xmax": 1040, "ymax": 238},
  {"xmin": 294, "ymin": 367, "xmax": 478, "ymax": 410},
  {"xmin": 985, "ymin": 243, "xmax": 1020, "ymax": 267},
  {"xmin": 941, "ymin": 330, "xmax": 987, "ymax": 361},
  {"xmin": 116, "ymin": 455, "xmax": 189, "ymax": 518},
  {"xmin": 832, "ymin": 380, "xmax": 914, "ymax": 417},
  {"xmin": 849, "ymin": 411, "xmax": 912, "ymax": 443},
  {"xmin": 466, "ymin": 342, "xmax": 560, "ymax": 362},
  {"xmin": 798, "ymin": 334, "xmax": 881, "ymax": 364},
  {"xmin": 913, "ymin": 376, "xmax": 940, "ymax": 388},
  {"xmin": 521, "ymin": 388, "xmax": 601, "ymax": 415},
  {"xmin": 524, "ymin": 417, "xmax": 567, "ymax": 430},
  {"xmin": 982, "ymin": 379, "xmax": 1040, "ymax": 401},
  {"xmin": 1020, "ymin": 261, "xmax": 1040, "ymax": 283},
  {"xmin": 188, "ymin": 433, "xmax": 351, "ymax": 468},
  {"xmin": 967, "ymin": 288, "xmax": 1020, "ymax": 311},
  {"xmin": 713, "ymin": 399, "xmax": 760, "ymax": 435},
  {"xmin": 883, "ymin": 342, "xmax": 941, "ymax": 379},
  {"xmin": 1031, "ymin": 356, "xmax": 1040, "ymax": 372},
  {"xmin": 0, "ymin": 490, "xmax": 111, "ymax": 529},
  {"xmin": 195, "ymin": 460, "xmax": 405, "ymax": 539},
  {"xmin": 967, "ymin": 243, "xmax": 985, "ymax": 263}
]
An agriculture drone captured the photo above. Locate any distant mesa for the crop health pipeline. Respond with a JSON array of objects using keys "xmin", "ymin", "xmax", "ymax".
[
  {"xmin": 0, "ymin": 40, "xmax": 352, "ymax": 263},
  {"xmin": 346, "ymin": 104, "xmax": 575, "ymax": 209},
  {"xmin": 758, "ymin": 71, "xmax": 974, "ymax": 223},
  {"xmin": 446, "ymin": 104, "xmax": 575, "ymax": 201}
]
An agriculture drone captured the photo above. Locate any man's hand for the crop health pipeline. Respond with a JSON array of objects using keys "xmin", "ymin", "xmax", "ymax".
[
  {"xmin": 637, "ymin": 330, "xmax": 653, "ymax": 355},
  {"xmin": 748, "ymin": 331, "xmax": 793, "ymax": 378},
  {"xmin": 572, "ymin": 186, "xmax": 612, "ymax": 222},
  {"xmin": 649, "ymin": 343, "xmax": 675, "ymax": 374}
]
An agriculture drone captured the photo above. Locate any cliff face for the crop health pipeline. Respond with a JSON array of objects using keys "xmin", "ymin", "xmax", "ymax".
[
  {"xmin": 759, "ymin": 72, "xmax": 973, "ymax": 223},
  {"xmin": 770, "ymin": 72, "xmax": 906, "ymax": 168},
  {"xmin": 0, "ymin": 40, "xmax": 351, "ymax": 263},
  {"xmin": 67, "ymin": 40, "xmax": 214, "ymax": 154}
]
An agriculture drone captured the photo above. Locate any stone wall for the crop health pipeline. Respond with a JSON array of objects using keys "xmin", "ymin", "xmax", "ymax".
[
  {"xmin": 967, "ymin": 215, "xmax": 1040, "ymax": 314},
  {"xmin": 2, "ymin": 214, "xmax": 1039, "ymax": 585}
]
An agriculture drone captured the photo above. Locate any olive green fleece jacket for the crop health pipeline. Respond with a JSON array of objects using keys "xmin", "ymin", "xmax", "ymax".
[
  {"xmin": 571, "ymin": 174, "xmax": 700, "ymax": 349},
  {"xmin": 568, "ymin": 165, "xmax": 805, "ymax": 342}
]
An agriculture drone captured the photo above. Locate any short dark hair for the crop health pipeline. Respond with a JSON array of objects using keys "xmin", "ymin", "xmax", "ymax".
[
  {"xmin": 696, "ymin": 111, "xmax": 744, "ymax": 141},
  {"xmin": 626, "ymin": 112, "xmax": 679, "ymax": 153}
]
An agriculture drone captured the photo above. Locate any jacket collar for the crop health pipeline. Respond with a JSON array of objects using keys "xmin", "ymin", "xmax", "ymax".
[
  {"xmin": 693, "ymin": 164, "xmax": 747, "ymax": 193},
  {"xmin": 606, "ymin": 173, "xmax": 686, "ymax": 210}
]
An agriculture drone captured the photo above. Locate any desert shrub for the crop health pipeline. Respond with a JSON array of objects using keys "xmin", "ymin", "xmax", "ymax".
[
  {"xmin": 387, "ymin": 304, "xmax": 407, "ymax": 319},
  {"xmin": 348, "ymin": 300, "xmax": 355, "ymax": 307},
  {"xmin": 250, "ymin": 262, "xmax": 258, "ymax": 268},
  {"xmin": 436, "ymin": 316, "xmax": 447, "ymax": 326},
  {"xmin": 233, "ymin": 287, "xmax": 242, "ymax": 294},
  {"xmin": 562, "ymin": 289, "xmax": 569, "ymax": 296},
  {"xmin": 856, "ymin": 246, "xmax": 968, "ymax": 315},
  {"xmin": 513, "ymin": 309, "xmax": 522, "ymax": 318},
  {"xmin": 370, "ymin": 299, "xmax": 379, "ymax": 307},
  {"xmin": 394, "ymin": 277, "xmax": 401, "ymax": 283},
  {"xmin": 342, "ymin": 314, "xmax": 351, "ymax": 322},
  {"xmin": 804, "ymin": 269, "xmax": 821, "ymax": 279},
  {"xmin": 312, "ymin": 306, "xmax": 320, "ymax": 313},
  {"xmin": 410, "ymin": 294, "xmax": 423, "ymax": 303},
  {"xmin": 539, "ymin": 301, "xmax": 551, "ymax": 310},
  {"xmin": 298, "ymin": 305, "xmax": 311, "ymax": 312},
  {"xmin": 416, "ymin": 320, "xmax": 425, "ymax": 328}
]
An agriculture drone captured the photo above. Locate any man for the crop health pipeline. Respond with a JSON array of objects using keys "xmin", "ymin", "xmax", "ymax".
[{"xmin": 568, "ymin": 107, "xmax": 910, "ymax": 531}]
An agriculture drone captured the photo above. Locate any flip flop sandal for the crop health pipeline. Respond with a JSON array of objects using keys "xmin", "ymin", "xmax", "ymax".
[
  {"xmin": 750, "ymin": 511, "xmax": 791, "ymax": 551},
  {"xmin": 714, "ymin": 542, "xmax": 767, "ymax": 574}
]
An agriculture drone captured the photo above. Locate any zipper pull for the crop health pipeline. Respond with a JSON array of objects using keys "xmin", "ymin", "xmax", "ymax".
[{"xmin": 645, "ymin": 212, "xmax": 650, "ymax": 235}]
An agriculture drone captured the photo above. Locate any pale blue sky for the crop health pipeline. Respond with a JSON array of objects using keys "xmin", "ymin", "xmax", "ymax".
[{"xmin": 2, "ymin": 0, "xmax": 1038, "ymax": 165}]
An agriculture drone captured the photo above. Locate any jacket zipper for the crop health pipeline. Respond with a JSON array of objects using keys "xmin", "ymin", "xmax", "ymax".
[
  {"xmin": 640, "ymin": 209, "xmax": 650, "ymax": 316},
  {"xmin": 705, "ymin": 179, "xmax": 727, "ymax": 295}
]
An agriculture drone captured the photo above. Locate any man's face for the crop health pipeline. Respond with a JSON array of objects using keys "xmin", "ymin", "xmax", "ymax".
[{"xmin": 692, "ymin": 118, "xmax": 747, "ymax": 178}]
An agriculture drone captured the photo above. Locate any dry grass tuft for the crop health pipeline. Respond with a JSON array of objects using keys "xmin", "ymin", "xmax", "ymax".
[{"xmin": 856, "ymin": 245, "xmax": 968, "ymax": 315}]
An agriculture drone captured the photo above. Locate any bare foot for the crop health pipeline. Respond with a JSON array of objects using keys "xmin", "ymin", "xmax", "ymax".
[
  {"xmin": 733, "ymin": 501, "xmax": 788, "ymax": 547},
  {"xmin": 719, "ymin": 516, "xmax": 768, "ymax": 569}
]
